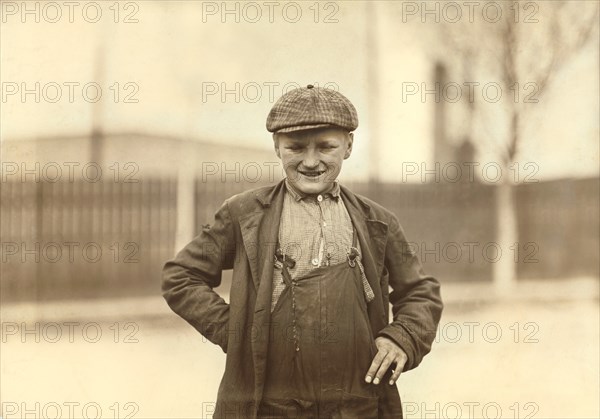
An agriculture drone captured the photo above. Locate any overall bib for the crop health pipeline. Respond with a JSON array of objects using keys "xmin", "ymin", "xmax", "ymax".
[{"xmin": 259, "ymin": 232, "xmax": 380, "ymax": 419}]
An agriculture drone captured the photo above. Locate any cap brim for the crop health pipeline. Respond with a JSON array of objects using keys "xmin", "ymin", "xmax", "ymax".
[{"xmin": 274, "ymin": 123, "xmax": 347, "ymax": 134}]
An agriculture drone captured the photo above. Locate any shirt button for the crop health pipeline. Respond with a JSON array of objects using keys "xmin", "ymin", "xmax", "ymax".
[
  {"xmin": 317, "ymin": 195, "xmax": 323, "ymax": 202},
  {"xmin": 311, "ymin": 258, "xmax": 319, "ymax": 266}
]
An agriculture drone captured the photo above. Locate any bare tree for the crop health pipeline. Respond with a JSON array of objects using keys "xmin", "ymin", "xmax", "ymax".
[{"xmin": 434, "ymin": 1, "xmax": 598, "ymax": 290}]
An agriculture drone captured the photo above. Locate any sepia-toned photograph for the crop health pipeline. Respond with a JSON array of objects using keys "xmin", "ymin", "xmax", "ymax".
[{"xmin": 1, "ymin": 1, "xmax": 599, "ymax": 418}]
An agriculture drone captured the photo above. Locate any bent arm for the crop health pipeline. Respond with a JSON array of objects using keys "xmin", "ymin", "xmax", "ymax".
[
  {"xmin": 377, "ymin": 215, "xmax": 443, "ymax": 371},
  {"xmin": 162, "ymin": 200, "xmax": 236, "ymax": 352}
]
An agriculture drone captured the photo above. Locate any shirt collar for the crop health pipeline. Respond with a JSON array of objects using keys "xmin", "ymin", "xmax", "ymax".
[{"xmin": 284, "ymin": 178, "xmax": 341, "ymax": 202}]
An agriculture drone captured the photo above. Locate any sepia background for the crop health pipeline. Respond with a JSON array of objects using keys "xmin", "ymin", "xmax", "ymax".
[{"xmin": 1, "ymin": 1, "xmax": 599, "ymax": 418}]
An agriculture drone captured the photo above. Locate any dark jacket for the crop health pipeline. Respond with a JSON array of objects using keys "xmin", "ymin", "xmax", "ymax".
[{"xmin": 162, "ymin": 180, "xmax": 443, "ymax": 418}]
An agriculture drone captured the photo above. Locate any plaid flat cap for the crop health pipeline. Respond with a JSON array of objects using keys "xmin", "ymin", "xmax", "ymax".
[{"xmin": 267, "ymin": 85, "xmax": 358, "ymax": 133}]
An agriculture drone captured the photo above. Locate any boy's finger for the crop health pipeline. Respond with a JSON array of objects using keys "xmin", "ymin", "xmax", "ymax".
[
  {"xmin": 388, "ymin": 357, "xmax": 405, "ymax": 385},
  {"xmin": 373, "ymin": 354, "xmax": 394, "ymax": 384},
  {"xmin": 365, "ymin": 350, "xmax": 387, "ymax": 383}
]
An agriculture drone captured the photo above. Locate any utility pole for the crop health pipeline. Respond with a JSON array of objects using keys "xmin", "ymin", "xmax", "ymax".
[{"xmin": 365, "ymin": 1, "xmax": 380, "ymax": 186}]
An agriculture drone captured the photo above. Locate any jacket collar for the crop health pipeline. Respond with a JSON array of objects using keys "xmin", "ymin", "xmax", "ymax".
[
  {"xmin": 254, "ymin": 180, "xmax": 285, "ymax": 207},
  {"xmin": 339, "ymin": 183, "xmax": 372, "ymax": 215}
]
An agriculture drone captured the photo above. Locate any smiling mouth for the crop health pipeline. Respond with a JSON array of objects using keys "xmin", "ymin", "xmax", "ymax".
[{"xmin": 298, "ymin": 170, "xmax": 326, "ymax": 178}]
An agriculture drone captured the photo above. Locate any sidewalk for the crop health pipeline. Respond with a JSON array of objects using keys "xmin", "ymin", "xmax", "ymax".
[{"xmin": 2, "ymin": 277, "xmax": 598, "ymax": 323}]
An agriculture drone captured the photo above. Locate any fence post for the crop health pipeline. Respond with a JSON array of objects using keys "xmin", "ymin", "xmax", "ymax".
[{"xmin": 174, "ymin": 145, "xmax": 195, "ymax": 254}]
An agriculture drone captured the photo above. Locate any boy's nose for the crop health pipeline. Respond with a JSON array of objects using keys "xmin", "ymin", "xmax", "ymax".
[{"xmin": 302, "ymin": 150, "xmax": 320, "ymax": 168}]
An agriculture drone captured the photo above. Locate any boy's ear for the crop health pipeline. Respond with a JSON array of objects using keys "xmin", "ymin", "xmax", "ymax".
[
  {"xmin": 344, "ymin": 132, "xmax": 354, "ymax": 159},
  {"xmin": 273, "ymin": 134, "xmax": 281, "ymax": 159}
]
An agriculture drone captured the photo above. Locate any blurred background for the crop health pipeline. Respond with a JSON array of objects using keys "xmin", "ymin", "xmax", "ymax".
[{"xmin": 1, "ymin": 1, "xmax": 599, "ymax": 418}]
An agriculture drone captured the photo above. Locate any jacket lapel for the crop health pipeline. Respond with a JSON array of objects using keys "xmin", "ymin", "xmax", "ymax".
[
  {"xmin": 239, "ymin": 211, "xmax": 262, "ymax": 290},
  {"xmin": 341, "ymin": 186, "xmax": 388, "ymax": 322},
  {"xmin": 239, "ymin": 181, "xmax": 285, "ymax": 293},
  {"xmin": 239, "ymin": 181, "xmax": 286, "ymax": 409}
]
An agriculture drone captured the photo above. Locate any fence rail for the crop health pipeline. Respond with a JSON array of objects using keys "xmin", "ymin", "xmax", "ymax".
[
  {"xmin": 2, "ymin": 177, "xmax": 598, "ymax": 302},
  {"xmin": 1, "ymin": 178, "xmax": 177, "ymax": 301}
]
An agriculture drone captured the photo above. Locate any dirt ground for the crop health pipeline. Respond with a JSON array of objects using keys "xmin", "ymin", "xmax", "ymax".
[{"xmin": 1, "ymin": 280, "xmax": 598, "ymax": 418}]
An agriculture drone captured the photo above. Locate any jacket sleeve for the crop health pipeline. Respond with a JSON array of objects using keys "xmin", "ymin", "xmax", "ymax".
[
  {"xmin": 161, "ymin": 200, "xmax": 236, "ymax": 352},
  {"xmin": 377, "ymin": 214, "xmax": 443, "ymax": 371}
]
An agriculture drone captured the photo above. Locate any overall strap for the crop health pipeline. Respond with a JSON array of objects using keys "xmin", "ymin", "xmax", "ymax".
[
  {"xmin": 274, "ymin": 249, "xmax": 295, "ymax": 287},
  {"xmin": 274, "ymin": 249, "xmax": 300, "ymax": 352},
  {"xmin": 347, "ymin": 229, "xmax": 375, "ymax": 303}
]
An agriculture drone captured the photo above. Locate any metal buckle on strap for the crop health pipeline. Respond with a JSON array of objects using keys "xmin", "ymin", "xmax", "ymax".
[
  {"xmin": 274, "ymin": 248, "xmax": 296, "ymax": 269},
  {"xmin": 347, "ymin": 246, "xmax": 360, "ymax": 267}
]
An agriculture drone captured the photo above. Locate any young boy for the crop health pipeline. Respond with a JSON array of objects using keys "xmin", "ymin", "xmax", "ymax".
[{"xmin": 162, "ymin": 85, "xmax": 443, "ymax": 418}]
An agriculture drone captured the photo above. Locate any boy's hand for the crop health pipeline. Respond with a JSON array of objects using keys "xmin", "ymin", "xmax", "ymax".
[{"xmin": 365, "ymin": 336, "xmax": 407, "ymax": 386}]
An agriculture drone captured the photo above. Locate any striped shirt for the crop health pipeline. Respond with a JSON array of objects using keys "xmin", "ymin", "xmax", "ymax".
[{"xmin": 271, "ymin": 179, "xmax": 360, "ymax": 311}]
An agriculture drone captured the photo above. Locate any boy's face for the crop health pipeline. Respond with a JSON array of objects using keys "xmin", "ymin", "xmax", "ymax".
[{"xmin": 274, "ymin": 127, "xmax": 353, "ymax": 196}]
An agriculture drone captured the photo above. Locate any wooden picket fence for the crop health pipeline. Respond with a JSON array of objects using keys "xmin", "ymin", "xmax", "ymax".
[{"xmin": 1, "ymin": 177, "xmax": 598, "ymax": 302}]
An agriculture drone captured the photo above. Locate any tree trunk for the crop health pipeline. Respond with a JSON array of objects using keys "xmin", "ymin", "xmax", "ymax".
[
  {"xmin": 493, "ymin": 179, "xmax": 518, "ymax": 293},
  {"xmin": 493, "ymin": 110, "xmax": 520, "ymax": 293}
]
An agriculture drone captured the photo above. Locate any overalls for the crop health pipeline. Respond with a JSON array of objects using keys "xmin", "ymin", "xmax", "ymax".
[{"xmin": 259, "ymin": 231, "xmax": 380, "ymax": 419}]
